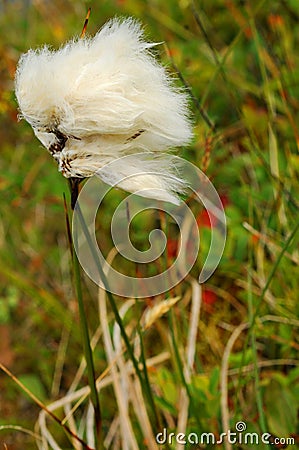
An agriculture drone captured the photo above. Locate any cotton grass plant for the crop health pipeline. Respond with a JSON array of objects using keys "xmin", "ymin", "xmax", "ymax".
[
  {"xmin": 1, "ymin": 1, "xmax": 299, "ymax": 449},
  {"xmin": 15, "ymin": 15, "xmax": 193, "ymax": 207},
  {"xmin": 13, "ymin": 10, "xmax": 196, "ymax": 449}
]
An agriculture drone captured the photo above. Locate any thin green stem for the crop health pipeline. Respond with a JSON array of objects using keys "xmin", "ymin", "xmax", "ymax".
[
  {"xmin": 167, "ymin": 309, "xmax": 201, "ymax": 431},
  {"xmin": 137, "ymin": 322, "xmax": 160, "ymax": 426},
  {"xmin": 74, "ymin": 202, "xmax": 161, "ymax": 430},
  {"xmin": 72, "ymin": 245, "xmax": 102, "ymax": 449},
  {"xmin": 243, "ymin": 204, "xmax": 299, "ymax": 447},
  {"xmin": 251, "ymin": 219, "xmax": 299, "ymax": 326},
  {"xmin": 247, "ymin": 197, "xmax": 268, "ymax": 438},
  {"xmin": 65, "ymin": 192, "xmax": 102, "ymax": 449}
]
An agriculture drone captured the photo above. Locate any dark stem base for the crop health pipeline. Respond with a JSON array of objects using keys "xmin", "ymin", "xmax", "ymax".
[{"xmin": 69, "ymin": 177, "xmax": 84, "ymax": 209}]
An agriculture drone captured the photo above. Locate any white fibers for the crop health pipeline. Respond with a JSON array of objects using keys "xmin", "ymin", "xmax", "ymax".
[{"xmin": 15, "ymin": 17, "xmax": 193, "ymax": 203}]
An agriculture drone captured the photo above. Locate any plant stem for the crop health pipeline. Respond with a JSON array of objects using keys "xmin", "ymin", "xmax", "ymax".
[
  {"xmin": 74, "ymin": 202, "xmax": 161, "ymax": 430},
  {"xmin": 66, "ymin": 192, "xmax": 102, "ymax": 449},
  {"xmin": 167, "ymin": 309, "xmax": 201, "ymax": 431},
  {"xmin": 73, "ymin": 248, "xmax": 102, "ymax": 449}
]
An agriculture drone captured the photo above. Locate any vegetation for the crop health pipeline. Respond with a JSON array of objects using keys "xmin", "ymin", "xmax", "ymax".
[{"xmin": 0, "ymin": 0, "xmax": 298, "ymax": 449}]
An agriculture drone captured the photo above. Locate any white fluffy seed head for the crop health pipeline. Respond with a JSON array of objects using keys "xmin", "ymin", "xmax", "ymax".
[{"xmin": 15, "ymin": 17, "xmax": 193, "ymax": 203}]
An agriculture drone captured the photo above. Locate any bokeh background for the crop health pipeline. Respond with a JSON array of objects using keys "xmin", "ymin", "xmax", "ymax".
[{"xmin": 0, "ymin": 1, "xmax": 298, "ymax": 449}]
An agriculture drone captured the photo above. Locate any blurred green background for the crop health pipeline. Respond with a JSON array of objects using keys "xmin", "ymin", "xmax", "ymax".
[{"xmin": 0, "ymin": 0, "xmax": 298, "ymax": 449}]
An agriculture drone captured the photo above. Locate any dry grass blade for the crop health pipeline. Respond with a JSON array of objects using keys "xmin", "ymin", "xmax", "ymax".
[
  {"xmin": 0, "ymin": 362, "xmax": 94, "ymax": 450},
  {"xmin": 177, "ymin": 280, "xmax": 201, "ymax": 449},
  {"xmin": 141, "ymin": 296, "xmax": 181, "ymax": 330},
  {"xmin": 99, "ymin": 288, "xmax": 139, "ymax": 450},
  {"xmin": 80, "ymin": 7, "xmax": 91, "ymax": 38},
  {"xmin": 220, "ymin": 323, "xmax": 249, "ymax": 450}
]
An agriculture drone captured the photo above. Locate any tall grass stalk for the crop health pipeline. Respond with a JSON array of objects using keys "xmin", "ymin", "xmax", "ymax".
[
  {"xmin": 0, "ymin": 362, "xmax": 93, "ymax": 450},
  {"xmin": 167, "ymin": 308, "xmax": 201, "ymax": 430},
  {"xmin": 252, "ymin": 219, "xmax": 299, "ymax": 325},
  {"xmin": 65, "ymin": 194, "xmax": 102, "ymax": 448},
  {"xmin": 72, "ymin": 249, "xmax": 102, "ymax": 449},
  {"xmin": 74, "ymin": 201, "xmax": 161, "ymax": 430},
  {"xmin": 247, "ymin": 198, "xmax": 268, "ymax": 442}
]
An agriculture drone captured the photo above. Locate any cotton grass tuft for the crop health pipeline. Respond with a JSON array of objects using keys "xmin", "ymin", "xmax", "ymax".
[{"xmin": 15, "ymin": 17, "xmax": 193, "ymax": 204}]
